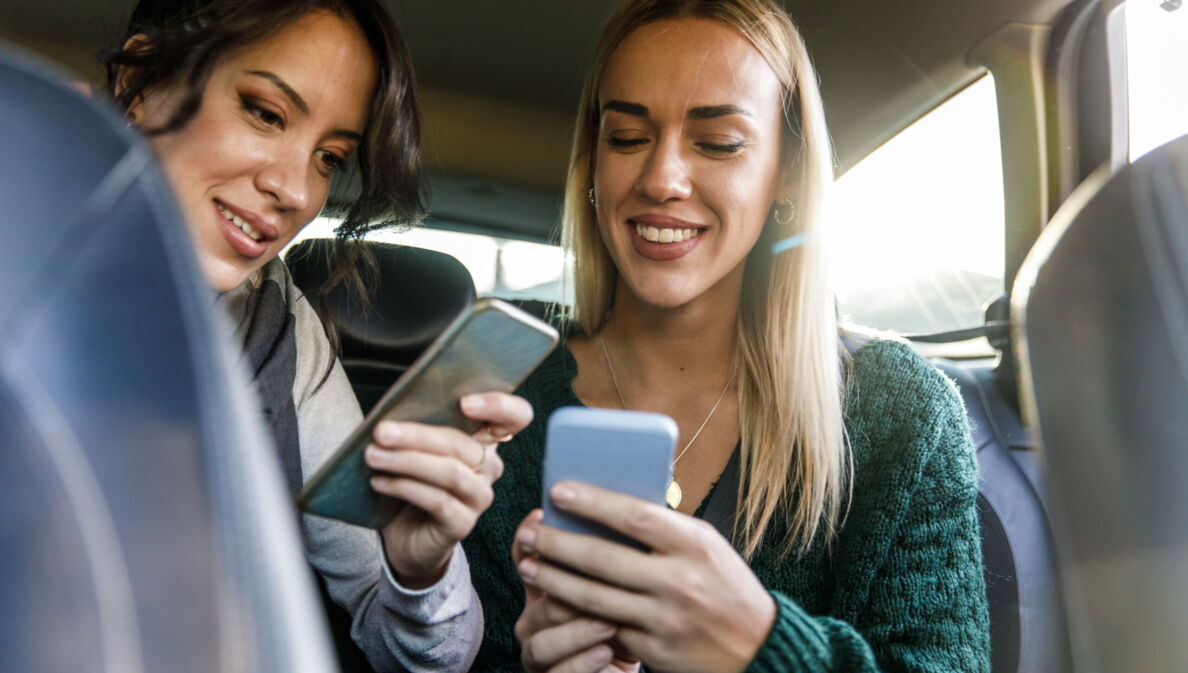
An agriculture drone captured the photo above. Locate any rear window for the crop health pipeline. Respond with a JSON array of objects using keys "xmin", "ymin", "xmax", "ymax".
[
  {"xmin": 292, "ymin": 78, "xmax": 1006, "ymax": 355},
  {"xmin": 828, "ymin": 76, "xmax": 1004, "ymax": 354},
  {"xmin": 290, "ymin": 218, "xmax": 569, "ymax": 303}
]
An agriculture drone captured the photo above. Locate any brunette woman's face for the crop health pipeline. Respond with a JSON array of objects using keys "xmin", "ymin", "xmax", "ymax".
[
  {"xmin": 593, "ymin": 18, "xmax": 789, "ymax": 310},
  {"xmin": 131, "ymin": 10, "xmax": 377, "ymax": 291}
]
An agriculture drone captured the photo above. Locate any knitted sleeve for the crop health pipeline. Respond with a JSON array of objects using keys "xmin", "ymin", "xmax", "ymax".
[{"xmin": 747, "ymin": 340, "xmax": 991, "ymax": 673}]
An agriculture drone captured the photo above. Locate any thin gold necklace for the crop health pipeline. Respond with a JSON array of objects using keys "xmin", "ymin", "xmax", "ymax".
[{"xmin": 599, "ymin": 335, "xmax": 734, "ymax": 509}]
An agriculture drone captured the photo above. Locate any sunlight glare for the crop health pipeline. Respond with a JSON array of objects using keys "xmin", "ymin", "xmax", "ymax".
[
  {"xmin": 1127, "ymin": 0, "xmax": 1188, "ymax": 161},
  {"xmin": 826, "ymin": 76, "xmax": 1005, "ymax": 334}
]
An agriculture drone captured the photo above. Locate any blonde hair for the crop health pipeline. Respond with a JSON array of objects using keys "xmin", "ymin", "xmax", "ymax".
[{"xmin": 560, "ymin": 0, "xmax": 849, "ymax": 558}]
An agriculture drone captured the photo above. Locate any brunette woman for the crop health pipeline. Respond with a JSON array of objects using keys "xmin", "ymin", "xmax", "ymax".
[{"xmin": 102, "ymin": 2, "xmax": 531, "ymax": 671}]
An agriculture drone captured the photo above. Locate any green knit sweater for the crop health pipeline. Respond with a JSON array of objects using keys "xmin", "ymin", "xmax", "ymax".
[{"xmin": 464, "ymin": 338, "xmax": 991, "ymax": 672}]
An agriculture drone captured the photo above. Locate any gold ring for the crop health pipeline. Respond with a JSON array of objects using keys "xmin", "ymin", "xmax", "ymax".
[{"xmin": 482, "ymin": 424, "xmax": 514, "ymax": 443}]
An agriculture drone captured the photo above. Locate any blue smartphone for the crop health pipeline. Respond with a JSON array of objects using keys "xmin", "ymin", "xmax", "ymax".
[{"xmin": 541, "ymin": 407, "xmax": 677, "ymax": 550}]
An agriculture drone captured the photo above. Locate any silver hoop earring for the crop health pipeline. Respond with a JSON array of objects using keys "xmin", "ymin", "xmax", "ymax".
[
  {"xmin": 772, "ymin": 198, "xmax": 797, "ymax": 226},
  {"xmin": 587, "ymin": 187, "xmax": 596, "ymax": 207}
]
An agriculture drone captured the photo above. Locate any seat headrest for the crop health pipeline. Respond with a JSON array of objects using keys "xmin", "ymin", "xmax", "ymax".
[{"xmin": 285, "ymin": 238, "xmax": 476, "ymax": 367}]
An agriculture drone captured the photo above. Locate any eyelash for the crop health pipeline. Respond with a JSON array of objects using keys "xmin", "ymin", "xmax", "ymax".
[
  {"xmin": 317, "ymin": 150, "xmax": 347, "ymax": 173},
  {"xmin": 606, "ymin": 136, "xmax": 647, "ymax": 149},
  {"xmin": 605, "ymin": 136, "xmax": 746, "ymax": 155},
  {"xmin": 698, "ymin": 141, "xmax": 745, "ymax": 155},
  {"xmin": 242, "ymin": 98, "xmax": 284, "ymax": 129}
]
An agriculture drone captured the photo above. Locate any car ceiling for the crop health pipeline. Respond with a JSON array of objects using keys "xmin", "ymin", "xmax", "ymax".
[{"xmin": 0, "ymin": 0, "xmax": 1075, "ymax": 222}]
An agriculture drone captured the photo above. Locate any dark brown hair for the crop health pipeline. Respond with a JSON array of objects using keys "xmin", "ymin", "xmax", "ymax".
[{"xmin": 101, "ymin": 0, "xmax": 426, "ymax": 358}]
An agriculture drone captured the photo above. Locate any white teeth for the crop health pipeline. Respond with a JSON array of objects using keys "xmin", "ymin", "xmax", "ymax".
[
  {"xmin": 237, "ymin": 217, "xmax": 260, "ymax": 241},
  {"xmin": 634, "ymin": 223, "xmax": 700, "ymax": 244},
  {"xmin": 217, "ymin": 202, "xmax": 262, "ymax": 242}
]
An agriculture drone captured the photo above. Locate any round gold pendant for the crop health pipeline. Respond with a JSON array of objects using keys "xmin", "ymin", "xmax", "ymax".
[{"xmin": 666, "ymin": 479, "xmax": 683, "ymax": 509}]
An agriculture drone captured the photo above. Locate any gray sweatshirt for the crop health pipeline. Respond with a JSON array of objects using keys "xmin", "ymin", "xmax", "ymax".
[{"xmin": 221, "ymin": 258, "xmax": 482, "ymax": 673}]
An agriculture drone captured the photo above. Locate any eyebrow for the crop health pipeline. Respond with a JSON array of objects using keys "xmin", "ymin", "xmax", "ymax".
[
  {"xmin": 247, "ymin": 70, "xmax": 308, "ymax": 114},
  {"xmin": 688, "ymin": 104, "xmax": 751, "ymax": 120},
  {"xmin": 602, "ymin": 100, "xmax": 752, "ymax": 120},
  {"xmin": 246, "ymin": 69, "xmax": 364, "ymax": 143},
  {"xmin": 603, "ymin": 100, "xmax": 649, "ymax": 116}
]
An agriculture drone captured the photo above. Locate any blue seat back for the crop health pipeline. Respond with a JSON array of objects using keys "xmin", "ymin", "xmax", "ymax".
[
  {"xmin": 0, "ymin": 44, "xmax": 335, "ymax": 673},
  {"xmin": 935, "ymin": 361, "xmax": 1073, "ymax": 673},
  {"xmin": 1016, "ymin": 133, "xmax": 1188, "ymax": 673}
]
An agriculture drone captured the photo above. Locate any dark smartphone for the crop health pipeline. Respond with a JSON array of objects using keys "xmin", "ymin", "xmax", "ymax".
[
  {"xmin": 299, "ymin": 297, "xmax": 559, "ymax": 528},
  {"xmin": 541, "ymin": 406, "xmax": 676, "ymax": 550}
]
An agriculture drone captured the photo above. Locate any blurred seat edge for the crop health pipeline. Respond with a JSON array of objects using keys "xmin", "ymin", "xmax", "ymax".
[{"xmin": 0, "ymin": 42, "xmax": 337, "ymax": 673}]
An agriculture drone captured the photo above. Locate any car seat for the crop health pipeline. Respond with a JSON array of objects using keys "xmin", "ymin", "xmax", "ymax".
[
  {"xmin": 285, "ymin": 238, "xmax": 476, "ymax": 413},
  {"xmin": 284, "ymin": 239, "xmax": 478, "ymax": 672},
  {"xmin": 0, "ymin": 44, "xmax": 335, "ymax": 673},
  {"xmin": 1014, "ymin": 133, "xmax": 1188, "ymax": 673},
  {"xmin": 843, "ymin": 320, "xmax": 1074, "ymax": 673},
  {"xmin": 933, "ymin": 360, "xmax": 1073, "ymax": 673}
]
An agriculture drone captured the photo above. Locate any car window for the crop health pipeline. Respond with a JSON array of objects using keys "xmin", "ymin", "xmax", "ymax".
[
  {"xmin": 1125, "ymin": 0, "xmax": 1188, "ymax": 162},
  {"xmin": 292, "ymin": 77, "xmax": 1005, "ymax": 353},
  {"xmin": 828, "ymin": 76, "xmax": 1004, "ymax": 354},
  {"xmin": 289, "ymin": 217, "xmax": 570, "ymax": 303}
]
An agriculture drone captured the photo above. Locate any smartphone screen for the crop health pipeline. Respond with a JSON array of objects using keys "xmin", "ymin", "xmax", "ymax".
[
  {"xmin": 298, "ymin": 298, "xmax": 558, "ymax": 528},
  {"xmin": 541, "ymin": 407, "xmax": 676, "ymax": 550}
]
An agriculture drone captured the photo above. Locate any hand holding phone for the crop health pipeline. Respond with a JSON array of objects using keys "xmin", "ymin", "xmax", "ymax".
[
  {"xmin": 541, "ymin": 406, "xmax": 677, "ymax": 550},
  {"xmin": 299, "ymin": 298, "xmax": 558, "ymax": 528},
  {"xmin": 364, "ymin": 396, "xmax": 531, "ymax": 587}
]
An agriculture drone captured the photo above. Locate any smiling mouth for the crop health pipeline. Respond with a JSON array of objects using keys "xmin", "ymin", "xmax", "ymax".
[
  {"xmin": 633, "ymin": 223, "xmax": 705, "ymax": 243},
  {"xmin": 216, "ymin": 201, "xmax": 264, "ymax": 242}
]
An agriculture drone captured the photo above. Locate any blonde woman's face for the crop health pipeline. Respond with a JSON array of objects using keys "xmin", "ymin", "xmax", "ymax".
[
  {"xmin": 131, "ymin": 10, "xmax": 377, "ymax": 292},
  {"xmin": 592, "ymin": 17, "xmax": 788, "ymax": 311}
]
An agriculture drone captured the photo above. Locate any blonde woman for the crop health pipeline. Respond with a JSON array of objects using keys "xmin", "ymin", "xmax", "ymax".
[{"xmin": 462, "ymin": 0, "xmax": 990, "ymax": 671}]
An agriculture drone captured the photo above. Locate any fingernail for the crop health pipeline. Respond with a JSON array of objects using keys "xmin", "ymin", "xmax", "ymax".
[
  {"xmin": 460, "ymin": 395, "xmax": 483, "ymax": 414},
  {"xmin": 589, "ymin": 645, "xmax": 613, "ymax": 666},
  {"xmin": 517, "ymin": 558, "xmax": 539, "ymax": 580},
  {"xmin": 376, "ymin": 422, "xmax": 401, "ymax": 444},
  {"xmin": 550, "ymin": 483, "xmax": 576, "ymax": 506},
  {"xmin": 515, "ymin": 527, "xmax": 536, "ymax": 552},
  {"xmin": 591, "ymin": 620, "xmax": 615, "ymax": 636}
]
